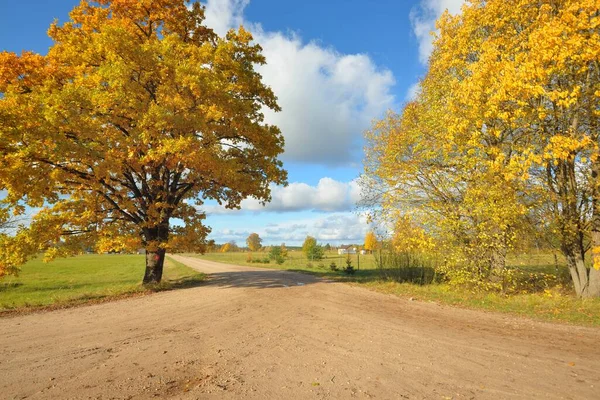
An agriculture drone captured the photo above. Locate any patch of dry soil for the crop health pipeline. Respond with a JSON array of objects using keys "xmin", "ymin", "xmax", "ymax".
[{"xmin": 1, "ymin": 255, "xmax": 598, "ymax": 399}]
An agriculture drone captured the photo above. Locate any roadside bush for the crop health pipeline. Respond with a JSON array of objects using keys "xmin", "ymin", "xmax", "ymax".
[
  {"xmin": 375, "ymin": 251, "xmax": 437, "ymax": 285},
  {"xmin": 329, "ymin": 262, "xmax": 338, "ymax": 272},
  {"xmin": 307, "ymin": 245, "xmax": 325, "ymax": 261},
  {"xmin": 268, "ymin": 246, "xmax": 286, "ymax": 265},
  {"xmin": 317, "ymin": 263, "xmax": 325, "ymax": 269},
  {"xmin": 507, "ymin": 270, "xmax": 571, "ymax": 294},
  {"xmin": 306, "ymin": 262, "xmax": 313, "ymax": 268},
  {"xmin": 435, "ymin": 256, "xmax": 572, "ymax": 294},
  {"xmin": 250, "ymin": 258, "xmax": 270, "ymax": 264}
]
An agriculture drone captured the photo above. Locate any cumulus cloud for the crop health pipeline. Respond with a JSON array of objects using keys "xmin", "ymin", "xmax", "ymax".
[
  {"xmin": 410, "ymin": 0, "xmax": 465, "ymax": 65},
  {"xmin": 203, "ymin": 0, "xmax": 248, "ymax": 36},
  {"xmin": 202, "ymin": 0, "xmax": 396, "ymax": 165},
  {"xmin": 406, "ymin": 82, "xmax": 422, "ymax": 101},
  {"xmin": 210, "ymin": 212, "xmax": 370, "ymax": 245},
  {"xmin": 202, "ymin": 177, "xmax": 363, "ymax": 215}
]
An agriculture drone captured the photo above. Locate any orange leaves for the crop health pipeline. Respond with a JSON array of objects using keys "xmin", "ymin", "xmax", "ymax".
[
  {"xmin": 0, "ymin": 51, "xmax": 47, "ymax": 93},
  {"xmin": 0, "ymin": 1, "xmax": 286, "ymax": 278}
]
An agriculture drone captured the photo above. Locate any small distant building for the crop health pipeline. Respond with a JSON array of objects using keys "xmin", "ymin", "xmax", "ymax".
[
  {"xmin": 360, "ymin": 249, "xmax": 367, "ymax": 255},
  {"xmin": 338, "ymin": 246, "xmax": 357, "ymax": 255}
]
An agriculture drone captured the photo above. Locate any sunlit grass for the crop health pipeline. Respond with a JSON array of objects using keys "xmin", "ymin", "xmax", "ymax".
[
  {"xmin": 360, "ymin": 280, "xmax": 600, "ymax": 326},
  {"xmin": 0, "ymin": 254, "xmax": 204, "ymax": 312}
]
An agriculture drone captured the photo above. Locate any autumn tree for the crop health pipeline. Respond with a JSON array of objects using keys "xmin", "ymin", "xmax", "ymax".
[
  {"xmin": 0, "ymin": 0, "xmax": 286, "ymax": 283},
  {"xmin": 302, "ymin": 236, "xmax": 324, "ymax": 261},
  {"xmin": 363, "ymin": 231, "xmax": 377, "ymax": 253},
  {"xmin": 430, "ymin": 0, "xmax": 600, "ymax": 296},
  {"xmin": 246, "ymin": 233, "xmax": 262, "ymax": 252},
  {"xmin": 280, "ymin": 243, "xmax": 288, "ymax": 258},
  {"xmin": 364, "ymin": 0, "xmax": 600, "ymax": 296}
]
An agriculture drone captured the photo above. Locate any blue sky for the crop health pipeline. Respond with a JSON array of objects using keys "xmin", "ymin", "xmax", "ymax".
[{"xmin": 0, "ymin": 0, "xmax": 464, "ymax": 246}]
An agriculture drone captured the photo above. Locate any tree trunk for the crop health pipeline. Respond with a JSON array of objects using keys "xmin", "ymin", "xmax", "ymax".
[
  {"xmin": 142, "ymin": 223, "xmax": 169, "ymax": 285},
  {"xmin": 490, "ymin": 244, "xmax": 507, "ymax": 274},
  {"xmin": 565, "ymin": 251, "xmax": 588, "ymax": 297},
  {"xmin": 586, "ymin": 162, "xmax": 600, "ymax": 297},
  {"xmin": 143, "ymin": 248, "xmax": 166, "ymax": 284},
  {"xmin": 585, "ymin": 264, "xmax": 600, "ymax": 298}
]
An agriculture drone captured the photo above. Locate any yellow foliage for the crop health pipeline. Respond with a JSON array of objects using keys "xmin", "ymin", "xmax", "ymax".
[
  {"xmin": 363, "ymin": 231, "xmax": 378, "ymax": 252},
  {"xmin": 0, "ymin": 0, "xmax": 286, "ymax": 279},
  {"xmin": 221, "ymin": 243, "xmax": 232, "ymax": 253},
  {"xmin": 363, "ymin": 0, "xmax": 600, "ymax": 291}
]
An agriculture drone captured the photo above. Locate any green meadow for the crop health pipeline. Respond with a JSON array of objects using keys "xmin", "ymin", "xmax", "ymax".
[{"xmin": 0, "ymin": 254, "xmax": 204, "ymax": 313}]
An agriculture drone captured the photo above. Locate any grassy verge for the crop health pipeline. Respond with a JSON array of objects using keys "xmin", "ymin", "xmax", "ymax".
[
  {"xmin": 359, "ymin": 281, "xmax": 600, "ymax": 326},
  {"xmin": 191, "ymin": 251, "xmax": 600, "ymax": 326},
  {"xmin": 0, "ymin": 254, "xmax": 205, "ymax": 315}
]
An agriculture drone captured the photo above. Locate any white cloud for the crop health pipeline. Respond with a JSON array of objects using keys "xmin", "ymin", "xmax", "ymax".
[
  {"xmin": 201, "ymin": 0, "xmax": 396, "ymax": 165},
  {"xmin": 210, "ymin": 212, "xmax": 370, "ymax": 245},
  {"xmin": 406, "ymin": 82, "xmax": 421, "ymax": 101},
  {"xmin": 202, "ymin": 177, "xmax": 363, "ymax": 214},
  {"xmin": 410, "ymin": 0, "xmax": 465, "ymax": 65},
  {"xmin": 203, "ymin": 0, "xmax": 248, "ymax": 36}
]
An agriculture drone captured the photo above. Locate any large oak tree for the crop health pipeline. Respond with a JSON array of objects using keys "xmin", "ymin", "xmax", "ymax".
[{"xmin": 0, "ymin": 0, "xmax": 287, "ymax": 283}]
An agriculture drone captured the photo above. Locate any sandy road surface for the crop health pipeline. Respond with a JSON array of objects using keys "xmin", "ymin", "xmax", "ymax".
[{"xmin": 1, "ymin": 255, "xmax": 599, "ymax": 399}]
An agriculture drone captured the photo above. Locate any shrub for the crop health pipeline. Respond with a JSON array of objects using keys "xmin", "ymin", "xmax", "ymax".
[
  {"xmin": 302, "ymin": 236, "xmax": 325, "ymax": 260},
  {"xmin": 250, "ymin": 258, "xmax": 270, "ymax": 264},
  {"xmin": 343, "ymin": 265, "xmax": 355, "ymax": 274},
  {"xmin": 375, "ymin": 250, "xmax": 437, "ymax": 285},
  {"xmin": 269, "ymin": 246, "xmax": 286, "ymax": 265},
  {"xmin": 343, "ymin": 256, "xmax": 355, "ymax": 275},
  {"xmin": 329, "ymin": 262, "xmax": 338, "ymax": 271}
]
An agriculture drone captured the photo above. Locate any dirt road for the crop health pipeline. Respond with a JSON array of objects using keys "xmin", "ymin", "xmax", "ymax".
[{"xmin": 1, "ymin": 255, "xmax": 599, "ymax": 399}]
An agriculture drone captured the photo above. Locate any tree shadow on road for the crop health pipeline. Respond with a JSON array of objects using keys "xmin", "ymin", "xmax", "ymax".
[
  {"xmin": 199, "ymin": 270, "xmax": 321, "ymax": 289},
  {"xmin": 285, "ymin": 267, "xmax": 437, "ymax": 285}
]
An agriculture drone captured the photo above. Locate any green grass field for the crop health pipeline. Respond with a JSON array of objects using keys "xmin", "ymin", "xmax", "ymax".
[
  {"xmin": 187, "ymin": 249, "xmax": 379, "ymax": 271},
  {"xmin": 191, "ymin": 250, "xmax": 600, "ymax": 326},
  {"xmin": 0, "ymin": 254, "xmax": 204, "ymax": 313},
  {"xmin": 189, "ymin": 249, "xmax": 571, "ymax": 276}
]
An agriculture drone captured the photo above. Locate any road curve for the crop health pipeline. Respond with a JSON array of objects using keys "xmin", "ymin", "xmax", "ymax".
[{"xmin": 0, "ymin": 255, "xmax": 598, "ymax": 399}]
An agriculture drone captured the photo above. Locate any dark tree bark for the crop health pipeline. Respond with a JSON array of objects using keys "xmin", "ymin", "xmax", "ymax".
[
  {"xmin": 142, "ymin": 223, "xmax": 169, "ymax": 285},
  {"xmin": 143, "ymin": 248, "xmax": 166, "ymax": 284}
]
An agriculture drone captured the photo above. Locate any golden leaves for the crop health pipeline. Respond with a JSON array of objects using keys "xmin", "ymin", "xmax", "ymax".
[
  {"xmin": 0, "ymin": 0, "xmax": 286, "ymax": 277},
  {"xmin": 363, "ymin": 0, "xmax": 600, "ymax": 289}
]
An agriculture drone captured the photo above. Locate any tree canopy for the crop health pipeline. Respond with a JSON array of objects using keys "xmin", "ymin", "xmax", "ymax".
[
  {"xmin": 363, "ymin": 231, "xmax": 377, "ymax": 252},
  {"xmin": 246, "ymin": 233, "xmax": 262, "ymax": 252},
  {"xmin": 0, "ymin": 0, "xmax": 287, "ymax": 283},
  {"xmin": 302, "ymin": 235, "xmax": 324, "ymax": 261},
  {"xmin": 363, "ymin": 0, "xmax": 600, "ymax": 296}
]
